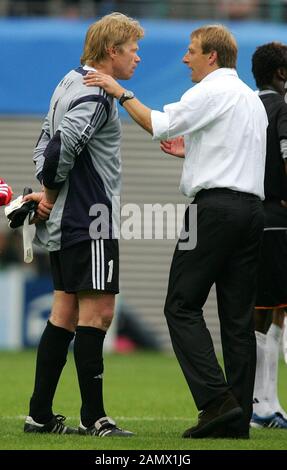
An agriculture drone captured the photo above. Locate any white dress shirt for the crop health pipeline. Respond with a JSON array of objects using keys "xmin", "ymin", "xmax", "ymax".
[{"xmin": 151, "ymin": 68, "xmax": 268, "ymax": 200}]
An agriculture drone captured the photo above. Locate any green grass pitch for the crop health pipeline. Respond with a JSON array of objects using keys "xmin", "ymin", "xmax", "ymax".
[{"xmin": 0, "ymin": 350, "xmax": 286, "ymax": 450}]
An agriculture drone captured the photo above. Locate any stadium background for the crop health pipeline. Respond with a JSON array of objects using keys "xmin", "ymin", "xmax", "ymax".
[{"xmin": 1, "ymin": 1, "xmax": 287, "ymax": 352}]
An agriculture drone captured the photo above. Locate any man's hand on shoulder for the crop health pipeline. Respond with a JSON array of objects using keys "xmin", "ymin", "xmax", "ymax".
[{"xmin": 83, "ymin": 71, "xmax": 124, "ymax": 99}]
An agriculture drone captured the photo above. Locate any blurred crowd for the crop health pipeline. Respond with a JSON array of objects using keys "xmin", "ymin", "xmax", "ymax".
[
  {"xmin": 0, "ymin": 229, "xmax": 50, "ymax": 274},
  {"xmin": 0, "ymin": 0, "xmax": 287, "ymax": 21}
]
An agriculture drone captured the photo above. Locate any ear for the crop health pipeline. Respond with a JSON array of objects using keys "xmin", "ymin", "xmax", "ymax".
[
  {"xmin": 106, "ymin": 46, "xmax": 118, "ymax": 59},
  {"xmin": 277, "ymin": 66, "xmax": 287, "ymax": 82},
  {"xmin": 209, "ymin": 50, "xmax": 218, "ymax": 66}
]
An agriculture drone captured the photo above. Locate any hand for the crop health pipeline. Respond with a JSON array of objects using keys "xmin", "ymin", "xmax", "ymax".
[
  {"xmin": 0, "ymin": 178, "xmax": 13, "ymax": 206},
  {"xmin": 160, "ymin": 136, "xmax": 185, "ymax": 158},
  {"xmin": 83, "ymin": 71, "xmax": 124, "ymax": 99},
  {"xmin": 281, "ymin": 200, "xmax": 287, "ymax": 208},
  {"xmin": 23, "ymin": 192, "xmax": 54, "ymax": 221}
]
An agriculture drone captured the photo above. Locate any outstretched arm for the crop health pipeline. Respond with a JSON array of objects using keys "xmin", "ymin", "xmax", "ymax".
[{"xmin": 83, "ymin": 71, "xmax": 153, "ymax": 134}]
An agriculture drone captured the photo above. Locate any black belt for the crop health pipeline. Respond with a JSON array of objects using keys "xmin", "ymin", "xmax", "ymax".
[{"xmin": 196, "ymin": 188, "xmax": 261, "ymax": 200}]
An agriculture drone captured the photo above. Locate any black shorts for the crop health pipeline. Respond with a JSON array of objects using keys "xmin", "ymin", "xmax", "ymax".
[
  {"xmin": 256, "ymin": 229, "xmax": 287, "ymax": 308},
  {"xmin": 49, "ymin": 239, "xmax": 119, "ymax": 294}
]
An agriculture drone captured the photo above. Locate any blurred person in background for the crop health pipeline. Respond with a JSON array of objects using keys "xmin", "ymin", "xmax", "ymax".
[
  {"xmin": 1, "ymin": 179, "xmax": 25, "ymax": 270},
  {"xmin": 84, "ymin": 23, "xmax": 267, "ymax": 439},
  {"xmin": 0, "ymin": 231, "xmax": 22, "ymax": 269},
  {"xmin": 6, "ymin": 0, "xmax": 116, "ymax": 18},
  {"xmin": 62, "ymin": 0, "xmax": 115, "ymax": 18},
  {"xmin": 0, "ymin": 178, "xmax": 12, "ymax": 206},
  {"xmin": 218, "ymin": 0, "xmax": 258, "ymax": 20},
  {"xmin": 23, "ymin": 12, "xmax": 144, "ymax": 436},
  {"xmin": 8, "ymin": 0, "xmax": 50, "ymax": 16},
  {"xmin": 250, "ymin": 42, "xmax": 287, "ymax": 430}
]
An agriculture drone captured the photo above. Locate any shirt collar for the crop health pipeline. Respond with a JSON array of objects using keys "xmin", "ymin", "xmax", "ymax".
[
  {"xmin": 201, "ymin": 68, "xmax": 238, "ymax": 83},
  {"xmin": 258, "ymin": 89, "xmax": 279, "ymax": 96},
  {"xmin": 83, "ymin": 64, "xmax": 97, "ymax": 72}
]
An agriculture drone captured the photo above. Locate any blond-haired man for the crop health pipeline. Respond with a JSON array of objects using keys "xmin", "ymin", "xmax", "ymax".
[
  {"xmin": 24, "ymin": 13, "xmax": 144, "ymax": 436},
  {"xmin": 85, "ymin": 24, "xmax": 268, "ymax": 439}
]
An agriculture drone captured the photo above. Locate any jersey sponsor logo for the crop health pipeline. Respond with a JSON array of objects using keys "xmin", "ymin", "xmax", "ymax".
[{"xmin": 75, "ymin": 125, "xmax": 95, "ymax": 155}]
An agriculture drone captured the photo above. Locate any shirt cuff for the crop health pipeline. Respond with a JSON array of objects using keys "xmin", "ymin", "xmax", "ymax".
[{"xmin": 151, "ymin": 110, "xmax": 169, "ymax": 141}]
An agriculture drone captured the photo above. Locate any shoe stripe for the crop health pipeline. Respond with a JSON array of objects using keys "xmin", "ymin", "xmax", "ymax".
[
  {"xmin": 99, "ymin": 429, "xmax": 112, "ymax": 437},
  {"xmin": 87, "ymin": 428, "xmax": 97, "ymax": 436},
  {"xmin": 49, "ymin": 422, "xmax": 67, "ymax": 434},
  {"xmin": 250, "ymin": 412, "xmax": 287, "ymax": 428}
]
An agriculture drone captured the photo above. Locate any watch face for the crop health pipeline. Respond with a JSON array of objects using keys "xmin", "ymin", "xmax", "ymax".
[
  {"xmin": 119, "ymin": 90, "xmax": 134, "ymax": 106},
  {"xmin": 124, "ymin": 91, "xmax": 134, "ymax": 99}
]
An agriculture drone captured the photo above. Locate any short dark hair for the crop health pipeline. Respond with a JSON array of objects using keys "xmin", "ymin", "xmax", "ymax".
[{"xmin": 252, "ymin": 42, "xmax": 287, "ymax": 88}]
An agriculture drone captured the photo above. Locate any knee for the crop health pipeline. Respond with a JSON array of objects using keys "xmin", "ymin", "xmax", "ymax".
[
  {"xmin": 164, "ymin": 302, "xmax": 182, "ymax": 326},
  {"xmin": 100, "ymin": 308, "xmax": 114, "ymax": 330},
  {"xmin": 50, "ymin": 309, "xmax": 78, "ymax": 332},
  {"xmin": 164, "ymin": 306, "xmax": 171, "ymax": 323},
  {"xmin": 164, "ymin": 296, "xmax": 172, "ymax": 320},
  {"xmin": 164, "ymin": 297, "xmax": 182, "ymax": 322},
  {"xmin": 78, "ymin": 309, "xmax": 114, "ymax": 330},
  {"xmin": 164, "ymin": 294, "xmax": 185, "ymax": 322},
  {"xmin": 50, "ymin": 292, "xmax": 78, "ymax": 332},
  {"xmin": 78, "ymin": 292, "xmax": 115, "ymax": 330}
]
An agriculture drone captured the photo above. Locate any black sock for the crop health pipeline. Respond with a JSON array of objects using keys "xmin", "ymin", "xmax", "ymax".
[
  {"xmin": 74, "ymin": 326, "xmax": 106, "ymax": 427},
  {"xmin": 29, "ymin": 320, "xmax": 74, "ymax": 423}
]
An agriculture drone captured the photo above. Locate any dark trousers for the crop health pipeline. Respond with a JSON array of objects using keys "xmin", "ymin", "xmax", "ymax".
[{"xmin": 164, "ymin": 189, "xmax": 264, "ymax": 432}]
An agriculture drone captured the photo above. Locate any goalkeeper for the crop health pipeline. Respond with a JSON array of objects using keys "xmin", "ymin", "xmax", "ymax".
[{"xmin": 23, "ymin": 12, "xmax": 143, "ymax": 437}]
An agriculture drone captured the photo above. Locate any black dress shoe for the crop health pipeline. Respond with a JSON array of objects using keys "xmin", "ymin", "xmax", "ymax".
[
  {"xmin": 208, "ymin": 426, "xmax": 249, "ymax": 439},
  {"xmin": 183, "ymin": 391, "xmax": 243, "ymax": 439}
]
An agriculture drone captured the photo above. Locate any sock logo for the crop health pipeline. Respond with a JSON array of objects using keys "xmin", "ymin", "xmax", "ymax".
[{"xmin": 93, "ymin": 374, "xmax": 103, "ymax": 379}]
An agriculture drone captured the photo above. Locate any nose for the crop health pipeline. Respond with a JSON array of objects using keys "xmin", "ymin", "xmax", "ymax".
[{"xmin": 135, "ymin": 54, "xmax": 141, "ymax": 63}]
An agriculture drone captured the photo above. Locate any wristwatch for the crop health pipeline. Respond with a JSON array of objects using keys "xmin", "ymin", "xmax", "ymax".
[{"xmin": 119, "ymin": 90, "xmax": 135, "ymax": 106}]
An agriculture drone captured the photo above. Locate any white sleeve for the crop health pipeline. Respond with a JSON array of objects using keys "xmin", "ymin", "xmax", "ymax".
[
  {"xmin": 151, "ymin": 110, "xmax": 170, "ymax": 140},
  {"xmin": 151, "ymin": 85, "xmax": 215, "ymax": 141}
]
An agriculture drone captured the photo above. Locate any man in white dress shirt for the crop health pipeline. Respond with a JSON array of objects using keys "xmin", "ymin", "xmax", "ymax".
[{"xmin": 84, "ymin": 24, "xmax": 268, "ymax": 439}]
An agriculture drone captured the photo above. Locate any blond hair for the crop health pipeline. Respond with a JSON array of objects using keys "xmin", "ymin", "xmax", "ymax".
[
  {"xmin": 192, "ymin": 25, "xmax": 237, "ymax": 68},
  {"xmin": 81, "ymin": 12, "xmax": 144, "ymax": 65}
]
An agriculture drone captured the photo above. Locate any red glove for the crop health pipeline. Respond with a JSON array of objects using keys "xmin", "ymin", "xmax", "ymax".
[{"xmin": 0, "ymin": 178, "xmax": 13, "ymax": 206}]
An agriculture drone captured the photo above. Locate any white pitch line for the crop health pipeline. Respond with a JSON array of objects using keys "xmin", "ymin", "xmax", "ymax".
[{"xmin": 3, "ymin": 415, "xmax": 193, "ymax": 422}]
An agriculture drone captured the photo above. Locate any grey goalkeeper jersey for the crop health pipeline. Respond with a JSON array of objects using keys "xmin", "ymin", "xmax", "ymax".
[{"xmin": 33, "ymin": 65, "xmax": 121, "ymax": 251}]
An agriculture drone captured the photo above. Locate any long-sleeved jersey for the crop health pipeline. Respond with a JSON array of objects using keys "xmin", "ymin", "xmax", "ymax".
[{"xmin": 34, "ymin": 65, "xmax": 122, "ymax": 251}]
